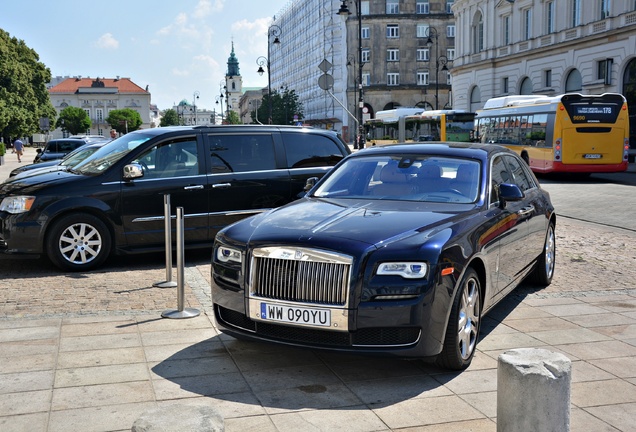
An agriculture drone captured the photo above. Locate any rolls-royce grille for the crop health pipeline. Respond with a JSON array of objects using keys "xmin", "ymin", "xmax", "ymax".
[{"xmin": 250, "ymin": 247, "xmax": 352, "ymax": 306}]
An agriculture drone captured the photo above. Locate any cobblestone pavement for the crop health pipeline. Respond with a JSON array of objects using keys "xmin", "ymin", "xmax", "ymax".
[{"xmin": 1, "ymin": 148, "xmax": 636, "ymax": 431}]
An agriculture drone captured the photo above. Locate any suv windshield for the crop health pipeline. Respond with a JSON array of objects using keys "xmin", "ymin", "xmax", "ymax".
[{"xmin": 72, "ymin": 133, "xmax": 153, "ymax": 175}]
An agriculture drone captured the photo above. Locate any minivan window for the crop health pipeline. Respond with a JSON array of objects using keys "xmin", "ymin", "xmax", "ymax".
[
  {"xmin": 281, "ymin": 132, "xmax": 346, "ymax": 168},
  {"xmin": 73, "ymin": 133, "xmax": 153, "ymax": 175},
  {"xmin": 208, "ymin": 134, "xmax": 276, "ymax": 173},
  {"xmin": 133, "ymin": 139, "xmax": 199, "ymax": 178}
]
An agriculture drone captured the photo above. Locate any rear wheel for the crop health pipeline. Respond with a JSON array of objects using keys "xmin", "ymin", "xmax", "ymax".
[
  {"xmin": 46, "ymin": 213, "xmax": 111, "ymax": 271},
  {"xmin": 437, "ymin": 268, "xmax": 481, "ymax": 370},
  {"xmin": 529, "ymin": 222, "xmax": 555, "ymax": 286}
]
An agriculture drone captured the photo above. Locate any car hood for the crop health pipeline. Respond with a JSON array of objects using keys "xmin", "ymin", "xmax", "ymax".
[
  {"xmin": 0, "ymin": 169, "xmax": 81, "ymax": 195},
  {"xmin": 243, "ymin": 197, "xmax": 474, "ymax": 249},
  {"xmin": 12, "ymin": 165, "xmax": 67, "ymax": 180}
]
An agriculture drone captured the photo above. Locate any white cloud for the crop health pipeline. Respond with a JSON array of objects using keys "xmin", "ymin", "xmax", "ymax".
[
  {"xmin": 193, "ymin": 0, "xmax": 224, "ymax": 19},
  {"xmin": 95, "ymin": 33, "xmax": 119, "ymax": 50}
]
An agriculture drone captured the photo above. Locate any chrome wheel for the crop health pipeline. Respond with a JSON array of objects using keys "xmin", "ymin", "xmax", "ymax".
[
  {"xmin": 458, "ymin": 276, "xmax": 480, "ymax": 360},
  {"xmin": 59, "ymin": 222, "xmax": 103, "ymax": 264},
  {"xmin": 46, "ymin": 213, "xmax": 111, "ymax": 271},
  {"xmin": 544, "ymin": 224, "xmax": 555, "ymax": 280},
  {"xmin": 437, "ymin": 268, "xmax": 482, "ymax": 370}
]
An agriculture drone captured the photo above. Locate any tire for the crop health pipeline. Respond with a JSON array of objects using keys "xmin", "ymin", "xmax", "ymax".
[
  {"xmin": 46, "ymin": 213, "xmax": 111, "ymax": 271},
  {"xmin": 437, "ymin": 268, "xmax": 482, "ymax": 370},
  {"xmin": 528, "ymin": 221, "xmax": 556, "ymax": 286}
]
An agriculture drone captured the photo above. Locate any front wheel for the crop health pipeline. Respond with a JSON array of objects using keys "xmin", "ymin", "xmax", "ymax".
[
  {"xmin": 437, "ymin": 268, "xmax": 482, "ymax": 370},
  {"xmin": 46, "ymin": 213, "xmax": 111, "ymax": 271}
]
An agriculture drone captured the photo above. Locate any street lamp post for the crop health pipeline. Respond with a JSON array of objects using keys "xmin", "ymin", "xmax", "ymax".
[
  {"xmin": 192, "ymin": 90, "xmax": 200, "ymax": 125},
  {"xmin": 216, "ymin": 81, "xmax": 226, "ymax": 124},
  {"xmin": 425, "ymin": 27, "xmax": 449, "ymax": 110},
  {"xmin": 257, "ymin": 24, "xmax": 281, "ymax": 124},
  {"xmin": 338, "ymin": 1, "xmax": 365, "ymax": 149}
]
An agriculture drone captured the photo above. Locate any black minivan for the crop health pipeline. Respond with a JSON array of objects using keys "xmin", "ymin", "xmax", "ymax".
[{"xmin": 0, "ymin": 125, "xmax": 351, "ymax": 271}]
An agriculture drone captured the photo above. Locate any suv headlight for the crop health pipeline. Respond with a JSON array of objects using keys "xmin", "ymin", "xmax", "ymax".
[
  {"xmin": 376, "ymin": 262, "xmax": 427, "ymax": 279},
  {"xmin": 0, "ymin": 196, "xmax": 35, "ymax": 214},
  {"xmin": 216, "ymin": 245, "xmax": 242, "ymax": 264}
]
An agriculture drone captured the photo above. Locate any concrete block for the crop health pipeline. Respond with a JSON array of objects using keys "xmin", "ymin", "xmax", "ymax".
[
  {"xmin": 132, "ymin": 404, "xmax": 224, "ymax": 431},
  {"xmin": 497, "ymin": 348, "xmax": 571, "ymax": 432}
]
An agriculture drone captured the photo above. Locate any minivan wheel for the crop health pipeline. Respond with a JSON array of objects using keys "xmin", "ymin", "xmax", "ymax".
[
  {"xmin": 528, "ymin": 222, "xmax": 556, "ymax": 286},
  {"xmin": 437, "ymin": 268, "xmax": 481, "ymax": 370},
  {"xmin": 46, "ymin": 213, "xmax": 111, "ymax": 271}
]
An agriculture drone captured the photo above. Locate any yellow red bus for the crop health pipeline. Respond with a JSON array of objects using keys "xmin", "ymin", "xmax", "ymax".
[
  {"xmin": 475, "ymin": 93, "xmax": 630, "ymax": 174},
  {"xmin": 366, "ymin": 109, "xmax": 475, "ymax": 145}
]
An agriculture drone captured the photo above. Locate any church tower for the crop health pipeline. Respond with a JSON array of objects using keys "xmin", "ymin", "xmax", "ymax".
[{"xmin": 224, "ymin": 42, "xmax": 243, "ymax": 117}]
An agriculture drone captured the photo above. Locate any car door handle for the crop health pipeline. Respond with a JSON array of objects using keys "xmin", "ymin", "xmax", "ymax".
[
  {"xmin": 212, "ymin": 183, "xmax": 232, "ymax": 188},
  {"xmin": 184, "ymin": 185, "xmax": 204, "ymax": 190},
  {"xmin": 518, "ymin": 205, "xmax": 535, "ymax": 216}
]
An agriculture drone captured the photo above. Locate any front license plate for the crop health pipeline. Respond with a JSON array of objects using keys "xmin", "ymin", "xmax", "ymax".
[
  {"xmin": 260, "ymin": 303, "xmax": 331, "ymax": 327},
  {"xmin": 584, "ymin": 154, "xmax": 602, "ymax": 159}
]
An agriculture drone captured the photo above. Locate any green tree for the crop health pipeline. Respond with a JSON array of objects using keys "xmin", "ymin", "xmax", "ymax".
[
  {"xmin": 55, "ymin": 106, "xmax": 91, "ymax": 135},
  {"xmin": 159, "ymin": 109, "xmax": 179, "ymax": 127},
  {"xmin": 225, "ymin": 110, "xmax": 241, "ymax": 124},
  {"xmin": 0, "ymin": 29, "xmax": 56, "ymax": 141},
  {"xmin": 106, "ymin": 108, "xmax": 143, "ymax": 134},
  {"xmin": 253, "ymin": 87, "xmax": 304, "ymax": 125}
]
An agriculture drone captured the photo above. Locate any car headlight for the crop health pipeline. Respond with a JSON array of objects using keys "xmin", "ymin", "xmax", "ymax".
[
  {"xmin": 0, "ymin": 196, "xmax": 35, "ymax": 214},
  {"xmin": 216, "ymin": 245, "xmax": 242, "ymax": 264},
  {"xmin": 376, "ymin": 262, "xmax": 427, "ymax": 279}
]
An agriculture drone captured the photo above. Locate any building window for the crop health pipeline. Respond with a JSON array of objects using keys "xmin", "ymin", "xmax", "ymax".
[
  {"xmin": 447, "ymin": 25, "xmax": 456, "ymax": 37},
  {"xmin": 362, "ymin": 73, "xmax": 370, "ymax": 86},
  {"xmin": 472, "ymin": 12, "xmax": 484, "ymax": 52},
  {"xmin": 387, "ymin": 73, "xmax": 400, "ymax": 86},
  {"xmin": 446, "ymin": 0, "xmax": 454, "ymax": 14},
  {"xmin": 571, "ymin": 0, "xmax": 581, "ymax": 26},
  {"xmin": 546, "ymin": 2, "xmax": 555, "ymax": 33},
  {"xmin": 362, "ymin": 49, "xmax": 370, "ymax": 63},
  {"xmin": 386, "ymin": 24, "xmax": 399, "ymax": 38},
  {"xmin": 417, "ymin": 48, "xmax": 430, "ymax": 61},
  {"xmin": 416, "ymin": 0, "xmax": 429, "ymax": 14},
  {"xmin": 503, "ymin": 77, "xmax": 509, "ymax": 94},
  {"xmin": 361, "ymin": 26, "xmax": 370, "ymax": 39},
  {"xmin": 361, "ymin": 1, "xmax": 370, "ymax": 15},
  {"xmin": 387, "ymin": 49, "xmax": 399, "ymax": 62},
  {"xmin": 545, "ymin": 70, "xmax": 552, "ymax": 87},
  {"xmin": 503, "ymin": 15, "xmax": 511, "ymax": 44},
  {"xmin": 386, "ymin": 0, "xmax": 399, "ymax": 14},
  {"xmin": 598, "ymin": 59, "xmax": 613, "ymax": 84},
  {"xmin": 417, "ymin": 71, "xmax": 430, "ymax": 86},
  {"xmin": 84, "ymin": 108, "xmax": 90, "ymax": 119},
  {"xmin": 523, "ymin": 9, "xmax": 532, "ymax": 40},
  {"xmin": 417, "ymin": 24, "xmax": 429, "ymax": 38},
  {"xmin": 600, "ymin": 0, "xmax": 611, "ymax": 19},
  {"xmin": 96, "ymin": 108, "xmax": 104, "ymax": 122},
  {"xmin": 447, "ymin": 48, "xmax": 455, "ymax": 60}
]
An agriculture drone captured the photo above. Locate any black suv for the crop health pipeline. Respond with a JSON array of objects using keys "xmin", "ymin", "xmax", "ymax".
[
  {"xmin": 0, "ymin": 125, "xmax": 351, "ymax": 271},
  {"xmin": 33, "ymin": 138, "xmax": 89, "ymax": 163}
]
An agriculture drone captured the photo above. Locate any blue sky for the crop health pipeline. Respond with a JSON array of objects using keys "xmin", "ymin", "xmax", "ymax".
[{"xmin": 1, "ymin": 0, "xmax": 291, "ymax": 110}]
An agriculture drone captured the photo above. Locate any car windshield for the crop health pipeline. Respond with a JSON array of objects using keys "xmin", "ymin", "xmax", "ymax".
[
  {"xmin": 312, "ymin": 155, "xmax": 481, "ymax": 203},
  {"xmin": 71, "ymin": 133, "xmax": 153, "ymax": 175},
  {"xmin": 59, "ymin": 146, "xmax": 101, "ymax": 168}
]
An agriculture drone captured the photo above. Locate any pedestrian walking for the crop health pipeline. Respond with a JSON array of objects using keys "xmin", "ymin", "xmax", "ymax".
[{"xmin": 13, "ymin": 138, "xmax": 24, "ymax": 162}]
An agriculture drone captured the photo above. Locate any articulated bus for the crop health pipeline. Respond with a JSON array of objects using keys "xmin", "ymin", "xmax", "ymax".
[
  {"xmin": 366, "ymin": 109, "xmax": 476, "ymax": 145},
  {"xmin": 474, "ymin": 93, "xmax": 630, "ymax": 174}
]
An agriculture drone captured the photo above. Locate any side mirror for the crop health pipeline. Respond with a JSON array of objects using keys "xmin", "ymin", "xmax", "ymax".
[
  {"xmin": 36, "ymin": 148, "xmax": 42, "ymax": 154},
  {"xmin": 304, "ymin": 176, "xmax": 319, "ymax": 192},
  {"xmin": 498, "ymin": 183, "xmax": 524, "ymax": 206},
  {"xmin": 123, "ymin": 163, "xmax": 144, "ymax": 180}
]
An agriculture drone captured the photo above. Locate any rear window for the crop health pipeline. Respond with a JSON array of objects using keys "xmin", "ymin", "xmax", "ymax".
[
  {"xmin": 45, "ymin": 140, "xmax": 84, "ymax": 153},
  {"xmin": 281, "ymin": 132, "xmax": 346, "ymax": 169}
]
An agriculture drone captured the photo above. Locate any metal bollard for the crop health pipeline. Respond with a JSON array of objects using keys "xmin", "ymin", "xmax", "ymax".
[
  {"xmin": 161, "ymin": 207, "xmax": 200, "ymax": 319},
  {"xmin": 153, "ymin": 194, "xmax": 177, "ymax": 288}
]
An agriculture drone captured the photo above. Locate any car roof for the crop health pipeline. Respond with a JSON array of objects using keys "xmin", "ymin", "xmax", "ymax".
[
  {"xmin": 352, "ymin": 142, "xmax": 516, "ymax": 161},
  {"xmin": 128, "ymin": 125, "xmax": 342, "ymax": 138}
]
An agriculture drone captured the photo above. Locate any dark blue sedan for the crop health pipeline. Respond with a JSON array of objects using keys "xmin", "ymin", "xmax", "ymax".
[{"xmin": 211, "ymin": 143, "xmax": 556, "ymax": 370}]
